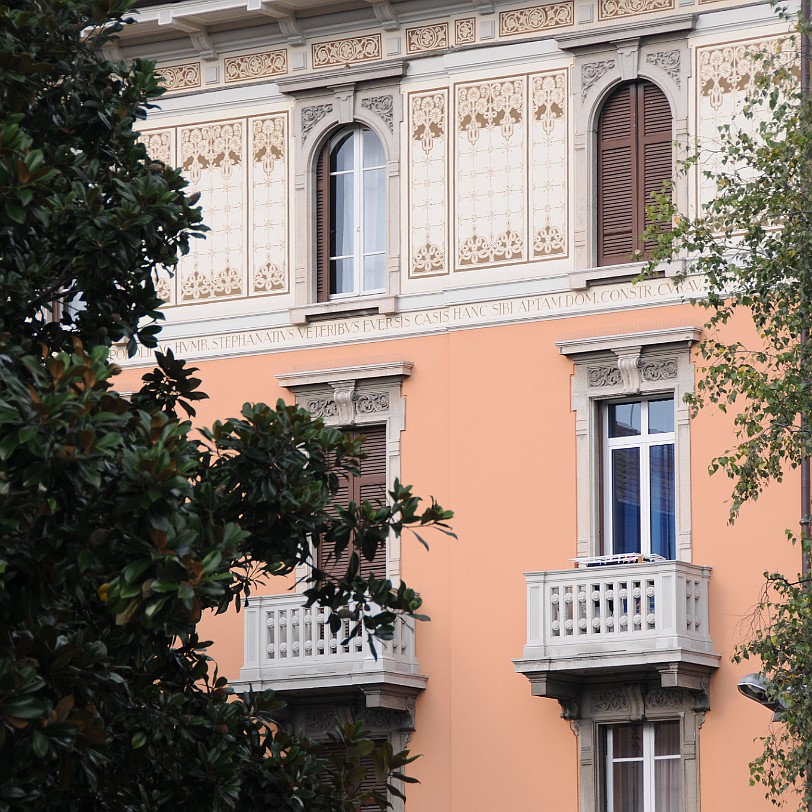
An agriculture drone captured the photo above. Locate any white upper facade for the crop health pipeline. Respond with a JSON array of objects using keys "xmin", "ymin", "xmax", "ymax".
[{"xmin": 112, "ymin": 0, "xmax": 790, "ymax": 365}]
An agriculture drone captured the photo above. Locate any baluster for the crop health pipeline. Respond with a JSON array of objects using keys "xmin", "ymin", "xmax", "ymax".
[{"xmin": 270, "ymin": 612, "xmax": 277, "ymax": 660}]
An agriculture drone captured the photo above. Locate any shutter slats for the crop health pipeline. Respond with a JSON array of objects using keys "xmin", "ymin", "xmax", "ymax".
[
  {"xmin": 598, "ymin": 80, "xmax": 672, "ymax": 266},
  {"xmin": 317, "ymin": 426, "xmax": 388, "ymax": 581},
  {"xmin": 599, "ymin": 85, "xmax": 633, "ymax": 140},
  {"xmin": 318, "ymin": 742, "xmax": 388, "ymax": 811},
  {"xmin": 315, "ymin": 143, "xmax": 330, "ymax": 303},
  {"xmin": 642, "ymin": 84, "xmax": 672, "ymax": 134}
]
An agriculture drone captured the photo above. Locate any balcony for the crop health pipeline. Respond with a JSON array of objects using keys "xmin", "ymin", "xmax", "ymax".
[
  {"xmin": 235, "ymin": 594, "xmax": 426, "ymax": 710},
  {"xmin": 514, "ymin": 560, "xmax": 720, "ymax": 700}
]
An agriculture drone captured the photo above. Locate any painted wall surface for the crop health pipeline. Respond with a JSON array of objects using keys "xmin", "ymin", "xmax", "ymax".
[
  {"xmin": 118, "ymin": 300, "xmax": 799, "ymax": 811},
  {"xmin": 111, "ymin": 0, "xmax": 805, "ymax": 808}
]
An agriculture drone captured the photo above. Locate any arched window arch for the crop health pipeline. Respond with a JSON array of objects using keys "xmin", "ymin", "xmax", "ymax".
[
  {"xmin": 315, "ymin": 125, "xmax": 387, "ymax": 301},
  {"xmin": 597, "ymin": 80, "xmax": 672, "ymax": 267}
]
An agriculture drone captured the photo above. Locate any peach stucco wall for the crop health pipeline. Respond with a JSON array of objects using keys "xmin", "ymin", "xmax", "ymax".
[{"xmin": 118, "ymin": 301, "xmax": 798, "ymax": 811}]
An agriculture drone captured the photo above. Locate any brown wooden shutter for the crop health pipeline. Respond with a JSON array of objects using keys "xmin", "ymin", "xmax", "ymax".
[
  {"xmin": 640, "ymin": 82, "xmax": 673, "ymax": 253},
  {"xmin": 317, "ymin": 425, "xmax": 388, "ymax": 580},
  {"xmin": 598, "ymin": 84, "xmax": 636, "ymax": 267},
  {"xmin": 319, "ymin": 740, "xmax": 388, "ymax": 811},
  {"xmin": 597, "ymin": 81, "xmax": 671, "ymax": 267},
  {"xmin": 315, "ymin": 142, "xmax": 331, "ymax": 302}
]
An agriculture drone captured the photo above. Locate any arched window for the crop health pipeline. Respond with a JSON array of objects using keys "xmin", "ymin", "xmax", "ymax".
[
  {"xmin": 597, "ymin": 80, "xmax": 672, "ymax": 267},
  {"xmin": 315, "ymin": 125, "xmax": 386, "ymax": 301}
]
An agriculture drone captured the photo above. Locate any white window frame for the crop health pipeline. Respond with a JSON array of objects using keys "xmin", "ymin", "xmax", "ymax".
[
  {"xmin": 328, "ymin": 126, "xmax": 387, "ymax": 300},
  {"xmin": 602, "ymin": 397, "xmax": 676, "ymax": 557},
  {"xmin": 604, "ymin": 721, "xmax": 681, "ymax": 812},
  {"xmin": 558, "ymin": 327, "xmax": 700, "ymax": 562}
]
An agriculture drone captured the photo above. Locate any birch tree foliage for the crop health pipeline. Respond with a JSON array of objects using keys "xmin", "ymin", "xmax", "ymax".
[{"xmin": 644, "ymin": 15, "xmax": 812, "ymax": 808}]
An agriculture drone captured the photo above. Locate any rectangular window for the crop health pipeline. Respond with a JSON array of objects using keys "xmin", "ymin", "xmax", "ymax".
[
  {"xmin": 316, "ymin": 424, "xmax": 388, "ymax": 580},
  {"xmin": 604, "ymin": 721, "xmax": 681, "ymax": 812},
  {"xmin": 603, "ymin": 398, "xmax": 675, "ymax": 559}
]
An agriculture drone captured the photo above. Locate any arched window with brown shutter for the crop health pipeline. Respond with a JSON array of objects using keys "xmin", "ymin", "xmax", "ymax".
[
  {"xmin": 597, "ymin": 80, "xmax": 672, "ymax": 267},
  {"xmin": 314, "ymin": 125, "xmax": 387, "ymax": 301}
]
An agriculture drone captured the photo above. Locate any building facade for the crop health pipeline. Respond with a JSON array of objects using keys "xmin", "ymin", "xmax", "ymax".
[{"xmin": 116, "ymin": 0, "xmax": 798, "ymax": 808}]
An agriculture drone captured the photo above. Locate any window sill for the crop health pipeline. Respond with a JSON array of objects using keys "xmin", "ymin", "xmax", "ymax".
[
  {"xmin": 568, "ymin": 258, "xmax": 684, "ymax": 291},
  {"xmin": 290, "ymin": 295, "xmax": 397, "ymax": 325}
]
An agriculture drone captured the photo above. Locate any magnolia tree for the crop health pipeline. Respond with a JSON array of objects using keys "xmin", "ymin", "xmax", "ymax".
[
  {"xmin": 644, "ymin": 17, "xmax": 812, "ymax": 808},
  {"xmin": 0, "ymin": 1, "xmax": 452, "ymax": 808}
]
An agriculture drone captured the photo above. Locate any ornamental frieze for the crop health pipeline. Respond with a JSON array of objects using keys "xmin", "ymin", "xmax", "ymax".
[
  {"xmin": 406, "ymin": 22, "xmax": 449, "ymax": 54},
  {"xmin": 588, "ymin": 365, "xmax": 623, "ymax": 388},
  {"xmin": 155, "ymin": 62, "xmax": 200, "ymax": 92},
  {"xmin": 311, "ymin": 34, "xmax": 381, "ymax": 69},
  {"xmin": 454, "ymin": 17, "xmax": 476, "ymax": 46},
  {"xmin": 411, "ymin": 242, "xmax": 446, "ymax": 275},
  {"xmin": 598, "ymin": 0, "xmax": 673, "ymax": 20},
  {"xmin": 641, "ymin": 359, "xmax": 678, "ymax": 381},
  {"xmin": 356, "ymin": 392, "xmax": 390, "ymax": 414},
  {"xmin": 224, "ymin": 49, "xmax": 287, "ymax": 83},
  {"xmin": 411, "ymin": 92, "xmax": 445, "ymax": 154},
  {"xmin": 499, "ymin": 3, "xmax": 574, "ymax": 36},
  {"xmin": 533, "ymin": 222, "xmax": 566, "ymax": 257}
]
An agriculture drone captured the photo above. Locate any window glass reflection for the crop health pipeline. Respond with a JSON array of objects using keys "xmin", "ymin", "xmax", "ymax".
[
  {"xmin": 649, "ymin": 398, "xmax": 674, "ymax": 434},
  {"xmin": 609, "ymin": 403, "xmax": 641, "ymax": 437}
]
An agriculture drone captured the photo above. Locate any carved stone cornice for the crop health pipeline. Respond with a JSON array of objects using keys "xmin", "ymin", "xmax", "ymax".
[
  {"xmin": 557, "ymin": 326, "xmax": 702, "ymax": 358},
  {"xmin": 555, "ymin": 12, "xmax": 695, "ymax": 50},
  {"xmin": 276, "ymin": 58, "xmax": 407, "ymax": 97}
]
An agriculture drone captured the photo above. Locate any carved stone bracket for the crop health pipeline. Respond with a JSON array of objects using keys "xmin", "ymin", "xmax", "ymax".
[
  {"xmin": 332, "ymin": 381, "xmax": 356, "ymax": 424},
  {"xmin": 334, "ymin": 87, "xmax": 355, "ymax": 124},
  {"xmin": 366, "ymin": 0, "xmax": 400, "ymax": 31},
  {"xmin": 157, "ymin": 11, "xmax": 218, "ymax": 61},
  {"xmin": 246, "ymin": 0, "xmax": 305, "ymax": 46},
  {"xmin": 613, "ymin": 346, "xmax": 642, "ymax": 394}
]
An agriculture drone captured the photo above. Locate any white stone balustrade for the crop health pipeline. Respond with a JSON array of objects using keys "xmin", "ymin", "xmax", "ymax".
[
  {"xmin": 515, "ymin": 561, "xmax": 720, "ymax": 692},
  {"xmin": 236, "ymin": 593, "xmax": 426, "ymax": 707}
]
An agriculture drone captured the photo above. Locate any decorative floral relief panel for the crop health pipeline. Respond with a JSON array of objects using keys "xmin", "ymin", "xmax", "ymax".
[
  {"xmin": 139, "ymin": 128, "xmax": 176, "ymax": 305},
  {"xmin": 598, "ymin": 0, "xmax": 673, "ymax": 21},
  {"xmin": 225, "ymin": 49, "xmax": 287, "ymax": 83},
  {"xmin": 455, "ymin": 77, "xmax": 526, "ymax": 269},
  {"xmin": 529, "ymin": 70, "xmax": 568, "ymax": 260},
  {"xmin": 248, "ymin": 114, "xmax": 289, "ymax": 295},
  {"xmin": 179, "ymin": 120, "xmax": 246, "ymax": 302},
  {"xmin": 155, "ymin": 62, "xmax": 201, "ymax": 92},
  {"xmin": 408, "ymin": 89, "xmax": 449, "ymax": 277},
  {"xmin": 695, "ymin": 37, "xmax": 789, "ymax": 209}
]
